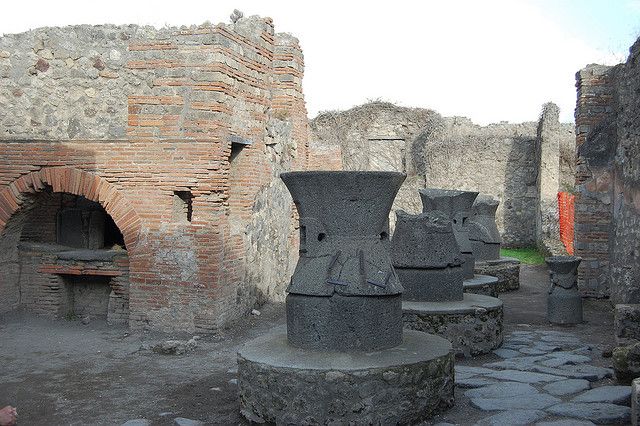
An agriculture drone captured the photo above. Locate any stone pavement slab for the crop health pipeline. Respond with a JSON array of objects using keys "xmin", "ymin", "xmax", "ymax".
[
  {"xmin": 543, "ymin": 379, "xmax": 591, "ymax": 396},
  {"xmin": 535, "ymin": 419, "xmax": 596, "ymax": 425},
  {"xmin": 546, "ymin": 402, "xmax": 631, "ymax": 424},
  {"xmin": 455, "ymin": 365, "xmax": 496, "ymax": 376},
  {"xmin": 475, "ymin": 409, "xmax": 546, "ymax": 425},
  {"xmin": 531, "ymin": 364, "xmax": 612, "ymax": 381},
  {"xmin": 456, "ymin": 377, "xmax": 499, "ymax": 389},
  {"xmin": 174, "ymin": 418, "xmax": 204, "ymax": 426},
  {"xmin": 493, "ymin": 348, "xmax": 521, "ymax": 358},
  {"xmin": 541, "ymin": 353, "xmax": 592, "ymax": 367},
  {"xmin": 572, "ymin": 385, "xmax": 632, "ymax": 405},
  {"xmin": 464, "ymin": 382, "xmax": 538, "ymax": 399},
  {"xmin": 455, "ymin": 330, "xmax": 624, "ymax": 425},
  {"xmin": 121, "ymin": 421, "xmax": 151, "ymax": 426},
  {"xmin": 485, "ymin": 369, "xmax": 566, "ymax": 383},
  {"xmin": 471, "ymin": 393, "xmax": 561, "ymax": 411}
]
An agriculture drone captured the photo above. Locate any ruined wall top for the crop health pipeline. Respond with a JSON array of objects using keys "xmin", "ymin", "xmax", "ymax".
[
  {"xmin": 309, "ymin": 101, "xmax": 575, "ymax": 247},
  {"xmin": 0, "ymin": 16, "xmax": 301, "ymax": 142}
]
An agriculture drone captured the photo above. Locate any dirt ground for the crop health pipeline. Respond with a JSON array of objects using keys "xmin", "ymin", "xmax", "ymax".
[{"xmin": 0, "ymin": 264, "xmax": 618, "ymax": 425}]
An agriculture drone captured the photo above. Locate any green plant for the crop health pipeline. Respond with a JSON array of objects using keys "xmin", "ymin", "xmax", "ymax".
[
  {"xmin": 65, "ymin": 311, "xmax": 78, "ymax": 321},
  {"xmin": 500, "ymin": 247, "xmax": 546, "ymax": 265}
]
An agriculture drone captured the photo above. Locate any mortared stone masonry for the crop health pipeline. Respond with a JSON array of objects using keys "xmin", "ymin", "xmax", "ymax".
[{"xmin": 0, "ymin": 16, "xmax": 311, "ymax": 332}]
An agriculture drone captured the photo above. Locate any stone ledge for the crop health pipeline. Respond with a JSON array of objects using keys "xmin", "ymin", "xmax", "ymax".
[
  {"xmin": 464, "ymin": 274, "xmax": 499, "ymax": 297},
  {"xmin": 403, "ymin": 293, "xmax": 504, "ymax": 357},
  {"xmin": 403, "ymin": 293, "xmax": 503, "ymax": 315}
]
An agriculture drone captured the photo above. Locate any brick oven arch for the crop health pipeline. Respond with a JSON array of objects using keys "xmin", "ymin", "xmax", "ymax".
[{"xmin": 0, "ymin": 167, "xmax": 141, "ymax": 248}]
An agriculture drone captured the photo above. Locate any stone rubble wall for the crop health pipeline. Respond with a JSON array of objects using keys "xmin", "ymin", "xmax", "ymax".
[
  {"xmin": 0, "ymin": 16, "xmax": 308, "ymax": 332},
  {"xmin": 610, "ymin": 39, "xmax": 640, "ymax": 305},
  {"xmin": 536, "ymin": 103, "xmax": 563, "ymax": 253},
  {"xmin": 574, "ymin": 37, "xmax": 640, "ymax": 302},
  {"xmin": 309, "ymin": 102, "xmax": 575, "ymax": 247},
  {"xmin": 307, "ymin": 140, "xmax": 343, "ymax": 171}
]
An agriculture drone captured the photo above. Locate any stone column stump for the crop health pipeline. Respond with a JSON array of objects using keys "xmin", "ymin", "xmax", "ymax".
[
  {"xmin": 469, "ymin": 194, "xmax": 521, "ymax": 292},
  {"xmin": 546, "ymin": 256, "xmax": 583, "ymax": 325}
]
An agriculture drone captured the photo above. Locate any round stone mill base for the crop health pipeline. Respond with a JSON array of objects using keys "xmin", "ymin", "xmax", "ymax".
[
  {"xmin": 403, "ymin": 293, "xmax": 504, "ymax": 357},
  {"xmin": 474, "ymin": 256, "xmax": 521, "ymax": 292},
  {"xmin": 237, "ymin": 329, "xmax": 454, "ymax": 424},
  {"xmin": 463, "ymin": 274, "xmax": 499, "ymax": 297}
]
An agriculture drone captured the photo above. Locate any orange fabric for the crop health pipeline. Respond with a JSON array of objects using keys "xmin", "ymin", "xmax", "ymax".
[{"xmin": 558, "ymin": 192, "xmax": 575, "ymax": 255}]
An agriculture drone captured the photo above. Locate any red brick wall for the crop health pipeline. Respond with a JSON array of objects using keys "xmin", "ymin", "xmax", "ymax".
[
  {"xmin": 574, "ymin": 64, "xmax": 616, "ymax": 297},
  {"xmin": 19, "ymin": 192, "xmax": 61, "ymax": 243},
  {"xmin": 0, "ymin": 18, "xmax": 310, "ymax": 332}
]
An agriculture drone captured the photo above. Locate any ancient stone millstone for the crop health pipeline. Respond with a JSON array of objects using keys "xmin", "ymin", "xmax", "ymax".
[
  {"xmin": 391, "ymin": 210, "xmax": 464, "ymax": 302},
  {"xmin": 468, "ymin": 194, "xmax": 501, "ymax": 261},
  {"xmin": 281, "ymin": 171, "xmax": 405, "ymax": 351},
  {"xmin": 394, "ymin": 189, "xmax": 504, "ymax": 357},
  {"xmin": 466, "ymin": 193, "xmax": 522, "ymax": 293},
  {"xmin": 546, "ymin": 256, "xmax": 583, "ymax": 325},
  {"xmin": 419, "ymin": 188, "xmax": 479, "ymax": 279},
  {"xmin": 237, "ymin": 171, "xmax": 455, "ymax": 424}
]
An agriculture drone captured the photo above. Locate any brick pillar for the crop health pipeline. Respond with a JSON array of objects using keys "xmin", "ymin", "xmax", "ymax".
[{"xmin": 573, "ymin": 64, "xmax": 616, "ymax": 297}]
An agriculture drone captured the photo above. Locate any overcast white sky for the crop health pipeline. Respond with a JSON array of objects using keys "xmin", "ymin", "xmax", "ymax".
[{"xmin": 2, "ymin": 0, "xmax": 639, "ymax": 124}]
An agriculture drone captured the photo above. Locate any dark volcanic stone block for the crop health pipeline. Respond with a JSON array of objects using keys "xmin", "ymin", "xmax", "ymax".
[
  {"xmin": 391, "ymin": 210, "xmax": 463, "ymax": 269},
  {"xmin": 464, "ymin": 274, "xmax": 499, "ymax": 297},
  {"xmin": 286, "ymin": 293, "xmax": 403, "ymax": 351},
  {"xmin": 281, "ymin": 171, "xmax": 406, "ymax": 351},
  {"xmin": 474, "ymin": 257, "xmax": 521, "ymax": 292},
  {"xmin": 468, "ymin": 194, "xmax": 502, "ymax": 261},
  {"xmin": 396, "ymin": 266, "xmax": 464, "ymax": 302},
  {"xmin": 281, "ymin": 171, "xmax": 405, "ymax": 298},
  {"xmin": 403, "ymin": 293, "xmax": 504, "ymax": 357},
  {"xmin": 391, "ymin": 209, "xmax": 464, "ymax": 303},
  {"xmin": 546, "ymin": 256, "xmax": 583, "ymax": 325},
  {"xmin": 615, "ymin": 304, "xmax": 640, "ymax": 345},
  {"xmin": 419, "ymin": 188, "xmax": 478, "ymax": 279}
]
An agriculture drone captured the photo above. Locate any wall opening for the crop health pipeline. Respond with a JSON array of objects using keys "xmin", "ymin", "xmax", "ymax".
[
  {"xmin": 230, "ymin": 142, "xmax": 245, "ymax": 164},
  {"xmin": 5, "ymin": 190, "xmax": 130, "ymax": 323},
  {"xmin": 61, "ymin": 275, "xmax": 113, "ymax": 320},
  {"xmin": 228, "ymin": 136, "xmax": 253, "ymax": 224},
  {"xmin": 229, "ymin": 135, "xmax": 251, "ymax": 164},
  {"xmin": 21, "ymin": 191, "xmax": 125, "ymax": 249},
  {"xmin": 173, "ymin": 190, "xmax": 193, "ymax": 222}
]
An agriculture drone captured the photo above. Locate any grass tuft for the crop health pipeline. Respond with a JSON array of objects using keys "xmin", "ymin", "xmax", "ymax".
[{"xmin": 500, "ymin": 247, "xmax": 546, "ymax": 265}]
